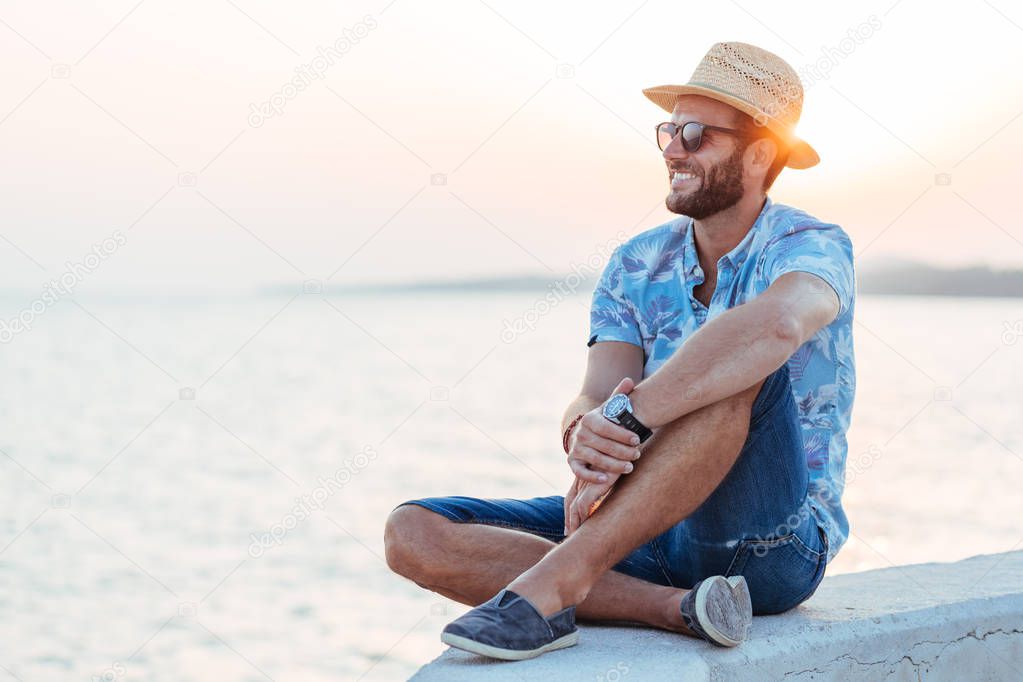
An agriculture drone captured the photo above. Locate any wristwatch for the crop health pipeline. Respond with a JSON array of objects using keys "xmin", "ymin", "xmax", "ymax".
[{"xmin": 601, "ymin": 393, "xmax": 653, "ymax": 443}]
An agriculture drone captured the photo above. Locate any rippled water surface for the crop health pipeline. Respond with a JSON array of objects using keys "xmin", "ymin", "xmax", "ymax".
[{"xmin": 2, "ymin": 292, "xmax": 1021, "ymax": 680}]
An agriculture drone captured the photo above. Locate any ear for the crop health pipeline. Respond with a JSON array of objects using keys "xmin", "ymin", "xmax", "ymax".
[
  {"xmin": 745, "ymin": 137, "xmax": 776, "ymax": 185},
  {"xmin": 751, "ymin": 137, "xmax": 777, "ymax": 170}
]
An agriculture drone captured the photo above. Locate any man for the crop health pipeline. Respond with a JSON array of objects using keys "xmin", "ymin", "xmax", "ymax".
[{"xmin": 384, "ymin": 42, "xmax": 855, "ymax": 661}]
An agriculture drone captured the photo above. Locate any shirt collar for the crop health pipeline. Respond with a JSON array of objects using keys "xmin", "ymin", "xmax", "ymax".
[
  {"xmin": 681, "ymin": 218, "xmax": 701, "ymax": 281},
  {"xmin": 681, "ymin": 196, "xmax": 773, "ymax": 276}
]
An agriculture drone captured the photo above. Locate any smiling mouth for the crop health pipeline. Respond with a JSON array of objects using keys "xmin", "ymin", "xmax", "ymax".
[{"xmin": 670, "ymin": 170, "xmax": 700, "ymax": 190}]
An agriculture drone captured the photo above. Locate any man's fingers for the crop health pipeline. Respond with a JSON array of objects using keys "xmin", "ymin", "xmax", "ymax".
[
  {"xmin": 583, "ymin": 413, "xmax": 641, "ymax": 446},
  {"xmin": 570, "ymin": 451, "xmax": 626, "ymax": 481},
  {"xmin": 568, "ymin": 457, "xmax": 609, "ymax": 483},
  {"xmin": 565, "ymin": 476, "xmax": 618, "ymax": 536},
  {"xmin": 612, "ymin": 376, "xmax": 635, "ymax": 395},
  {"xmin": 569, "ymin": 488, "xmax": 589, "ymax": 534},
  {"xmin": 567, "ymin": 491, "xmax": 590, "ymax": 536},
  {"xmin": 586, "ymin": 433, "xmax": 641, "ymax": 464},
  {"xmin": 563, "ymin": 483, "xmax": 574, "ymax": 531},
  {"xmin": 572, "ymin": 443, "xmax": 637, "ymax": 475}
]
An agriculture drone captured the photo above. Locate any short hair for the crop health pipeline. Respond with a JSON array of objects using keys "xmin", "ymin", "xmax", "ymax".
[{"xmin": 732, "ymin": 111, "xmax": 789, "ymax": 191}]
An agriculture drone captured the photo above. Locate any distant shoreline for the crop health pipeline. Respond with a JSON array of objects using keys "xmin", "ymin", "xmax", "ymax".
[
  {"xmin": 309, "ymin": 263, "xmax": 1023, "ymax": 299},
  {"xmin": 4, "ymin": 264, "xmax": 1022, "ymax": 301},
  {"xmin": 855, "ymin": 263, "xmax": 1023, "ymax": 298}
]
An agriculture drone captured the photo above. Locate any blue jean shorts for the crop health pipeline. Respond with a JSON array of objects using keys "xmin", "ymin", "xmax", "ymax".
[{"xmin": 397, "ymin": 364, "xmax": 829, "ymax": 615}]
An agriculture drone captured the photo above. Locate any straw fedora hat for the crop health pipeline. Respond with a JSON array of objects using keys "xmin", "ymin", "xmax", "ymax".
[{"xmin": 643, "ymin": 42, "xmax": 819, "ymax": 169}]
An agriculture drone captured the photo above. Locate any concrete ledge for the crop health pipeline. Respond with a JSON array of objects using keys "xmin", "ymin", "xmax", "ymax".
[{"xmin": 412, "ymin": 551, "xmax": 1023, "ymax": 681}]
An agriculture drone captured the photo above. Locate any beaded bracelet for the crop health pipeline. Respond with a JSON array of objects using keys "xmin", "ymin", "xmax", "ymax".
[{"xmin": 562, "ymin": 413, "xmax": 585, "ymax": 454}]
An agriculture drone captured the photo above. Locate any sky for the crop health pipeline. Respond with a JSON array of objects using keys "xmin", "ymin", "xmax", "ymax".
[{"xmin": 2, "ymin": 0, "xmax": 1023, "ymax": 295}]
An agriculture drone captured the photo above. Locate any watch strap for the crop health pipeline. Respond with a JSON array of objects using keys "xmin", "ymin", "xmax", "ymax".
[{"xmin": 617, "ymin": 409, "xmax": 652, "ymax": 443}]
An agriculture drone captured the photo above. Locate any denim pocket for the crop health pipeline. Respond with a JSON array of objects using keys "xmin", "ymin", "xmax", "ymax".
[{"xmin": 724, "ymin": 524, "xmax": 827, "ymax": 615}]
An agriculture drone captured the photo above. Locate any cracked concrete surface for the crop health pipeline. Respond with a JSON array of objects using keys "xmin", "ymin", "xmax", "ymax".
[
  {"xmin": 412, "ymin": 550, "xmax": 1023, "ymax": 681},
  {"xmin": 778, "ymin": 628, "xmax": 1023, "ymax": 680}
]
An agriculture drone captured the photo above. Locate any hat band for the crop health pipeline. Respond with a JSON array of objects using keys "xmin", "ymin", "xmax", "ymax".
[
  {"xmin": 682, "ymin": 80, "xmax": 795, "ymax": 138},
  {"xmin": 686, "ymin": 80, "xmax": 759, "ymax": 109}
]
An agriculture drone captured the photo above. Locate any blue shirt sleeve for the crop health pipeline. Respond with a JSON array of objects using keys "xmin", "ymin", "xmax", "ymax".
[
  {"xmin": 587, "ymin": 245, "xmax": 642, "ymax": 347},
  {"xmin": 762, "ymin": 222, "xmax": 856, "ymax": 317}
]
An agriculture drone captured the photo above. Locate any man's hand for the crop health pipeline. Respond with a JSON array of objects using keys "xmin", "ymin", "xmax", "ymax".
[
  {"xmin": 563, "ymin": 473, "xmax": 619, "ymax": 536},
  {"xmin": 566, "ymin": 377, "xmax": 643, "ymax": 484}
]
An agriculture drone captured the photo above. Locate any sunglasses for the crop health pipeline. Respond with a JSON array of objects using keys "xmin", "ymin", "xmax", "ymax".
[{"xmin": 655, "ymin": 121, "xmax": 749, "ymax": 152}]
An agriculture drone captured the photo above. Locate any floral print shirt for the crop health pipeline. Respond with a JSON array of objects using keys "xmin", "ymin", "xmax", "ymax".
[{"xmin": 588, "ymin": 197, "xmax": 856, "ymax": 562}]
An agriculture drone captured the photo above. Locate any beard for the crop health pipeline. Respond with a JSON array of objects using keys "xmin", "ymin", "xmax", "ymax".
[{"xmin": 665, "ymin": 144, "xmax": 746, "ymax": 219}]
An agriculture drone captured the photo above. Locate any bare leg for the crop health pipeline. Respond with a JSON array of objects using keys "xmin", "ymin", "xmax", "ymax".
[
  {"xmin": 385, "ymin": 505, "xmax": 689, "ymax": 632},
  {"xmin": 385, "ymin": 376, "xmax": 764, "ymax": 630},
  {"xmin": 506, "ymin": 377, "xmax": 764, "ymax": 615}
]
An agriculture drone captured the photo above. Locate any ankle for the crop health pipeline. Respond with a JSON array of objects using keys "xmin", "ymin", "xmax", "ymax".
[
  {"xmin": 661, "ymin": 590, "xmax": 693, "ymax": 634},
  {"xmin": 556, "ymin": 579, "xmax": 592, "ymax": 609},
  {"xmin": 509, "ymin": 568, "xmax": 593, "ymax": 615},
  {"xmin": 549, "ymin": 562, "xmax": 592, "ymax": 603}
]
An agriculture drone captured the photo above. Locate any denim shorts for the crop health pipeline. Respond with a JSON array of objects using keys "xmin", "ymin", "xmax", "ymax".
[{"xmin": 397, "ymin": 364, "xmax": 829, "ymax": 615}]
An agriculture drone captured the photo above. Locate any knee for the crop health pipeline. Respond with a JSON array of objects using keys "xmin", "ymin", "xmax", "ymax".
[
  {"xmin": 700, "ymin": 376, "xmax": 767, "ymax": 426},
  {"xmin": 723, "ymin": 378, "xmax": 766, "ymax": 415},
  {"xmin": 711, "ymin": 367, "xmax": 785, "ymax": 426},
  {"xmin": 384, "ymin": 503, "xmax": 449, "ymax": 581},
  {"xmin": 748, "ymin": 364, "xmax": 793, "ymax": 421}
]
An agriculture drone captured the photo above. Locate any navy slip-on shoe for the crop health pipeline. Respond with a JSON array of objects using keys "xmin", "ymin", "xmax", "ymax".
[
  {"xmin": 441, "ymin": 589, "xmax": 579, "ymax": 661},
  {"xmin": 679, "ymin": 575, "xmax": 752, "ymax": 647}
]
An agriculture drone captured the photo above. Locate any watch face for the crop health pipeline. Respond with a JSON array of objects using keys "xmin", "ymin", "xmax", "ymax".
[{"xmin": 603, "ymin": 394, "xmax": 629, "ymax": 420}]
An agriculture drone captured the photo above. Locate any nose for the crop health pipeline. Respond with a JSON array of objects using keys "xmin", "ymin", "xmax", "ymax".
[{"xmin": 662, "ymin": 131, "xmax": 690, "ymax": 161}]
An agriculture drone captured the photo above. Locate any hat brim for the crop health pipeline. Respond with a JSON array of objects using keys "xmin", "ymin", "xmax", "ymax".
[{"xmin": 642, "ymin": 84, "xmax": 819, "ymax": 170}]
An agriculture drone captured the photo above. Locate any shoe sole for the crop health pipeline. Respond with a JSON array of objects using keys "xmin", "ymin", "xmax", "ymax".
[
  {"xmin": 441, "ymin": 630, "xmax": 580, "ymax": 661},
  {"xmin": 694, "ymin": 575, "xmax": 752, "ymax": 647}
]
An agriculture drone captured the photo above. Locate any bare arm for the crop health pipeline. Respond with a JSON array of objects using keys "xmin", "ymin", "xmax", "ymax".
[
  {"xmin": 629, "ymin": 271, "xmax": 840, "ymax": 429},
  {"xmin": 561, "ymin": 341, "xmax": 644, "ymax": 483},
  {"xmin": 561, "ymin": 341, "xmax": 643, "ymax": 532},
  {"xmin": 564, "ymin": 271, "xmax": 842, "ymax": 535},
  {"xmin": 561, "ymin": 341, "xmax": 644, "ymax": 431}
]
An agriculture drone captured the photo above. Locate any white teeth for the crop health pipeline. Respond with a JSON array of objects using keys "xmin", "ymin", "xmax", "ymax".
[{"xmin": 672, "ymin": 172, "xmax": 696, "ymax": 181}]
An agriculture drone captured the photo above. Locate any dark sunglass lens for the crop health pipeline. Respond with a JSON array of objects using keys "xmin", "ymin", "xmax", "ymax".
[{"xmin": 681, "ymin": 122, "xmax": 703, "ymax": 152}]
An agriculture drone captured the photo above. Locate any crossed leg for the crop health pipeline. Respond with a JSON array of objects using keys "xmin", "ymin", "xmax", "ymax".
[
  {"xmin": 384, "ymin": 374, "xmax": 766, "ymax": 633},
  {"xmin": 384, "ymin": 511, "xmax": 693, "ymax": 632}
]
